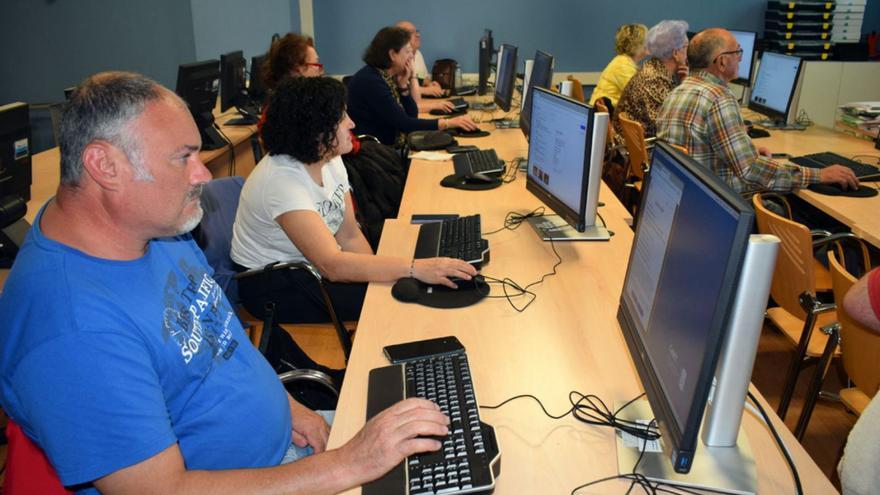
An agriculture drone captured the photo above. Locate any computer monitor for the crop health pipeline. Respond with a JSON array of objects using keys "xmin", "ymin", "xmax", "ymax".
[
  {"xmin": 175, "ymin": 59, "xmax": 227, "ymax": 151},
  {"xmin": 519, "ymin": 50, "xmax": 555, "ymax": 139},
  {"xmin": 617, "ymin": 142, "xmax": 765, "ymax": 493},
  {"xmin": 524, "ymin": 87, "xmax": 609, "ymax": 241},
  {"xmin": 219, "ymin": 50, "xmax": 248, "ymax": 112},
  {"xmin": 249, "ymin": 54, "xmax": 268, "ymax": 106},
  {"xmin": 0, "ymin": 102, "xmax": 33, "ymax": 268},
  {"xmin": 729, "ymin": 30, "xmax": 757, "ymax": 86},
  {"xmin": 493, "ymin": 44, "xmax": 518, "ymax": 113},
  {"xmin": 478, "ymin": 29, "xmax": 494, "ymax": 95},
  {"xmin": 748, "ymin": 52, "xmax": 804, "ymax": 129}
]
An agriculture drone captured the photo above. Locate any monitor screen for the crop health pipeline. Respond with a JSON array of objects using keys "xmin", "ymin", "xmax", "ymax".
[
  {"xmin": 249, "ymin": 54, "xmax": 268, "ymax": 105},
  {"xmin": 729, "ymin": 30, "xmax": 757, "ymax": 86},
  {"xmin": 525, "ymin": 87, "xmax": 595, "ymax": 231},
  {"xmin": 494, "ymin": 44, "xmax": 518, "ymax": 112},
  {"xmin": 478, "ymin": 29, "xmax": 494, "ymax": 95},
  {"xmin": 220, "ymin": 50, "xmax": 247, "ymax": 112},
  {"xmin": 617, "ymin": 142, "xmax": 754, "ymax": 473},
  {"xmin": 0, "ymin": 102, "xmax": 32, "ymax": 208},
  {"xmin": 748, "ymin": 52, "xmax": 802, "ymax": 122},
  {"xmin": 520, "ymin": 50, "xmax": 555, "ymax": 139},
  {"xmin": 175, "ymin": 59, "xmax": 225, "ymax": 150}
]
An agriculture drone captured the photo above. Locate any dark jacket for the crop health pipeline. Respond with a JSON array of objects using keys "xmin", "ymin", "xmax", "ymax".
[{"xmin": 347, "ymin": 65, "xmax": 438, "ymax": 145}]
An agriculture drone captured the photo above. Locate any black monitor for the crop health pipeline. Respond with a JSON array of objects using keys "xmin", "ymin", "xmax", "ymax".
[
  {"xmin": 617, "ymin": 142, "xmax": 755, "ymax": 483},
  {"xmin": 249, "ymin": 54, "xmax": 268, "ymax": 106},
  {"xmin": 0, "ymin": 102, "xmax": 32, "ymax": 268},
  {"xmin": 493, "ymin": 44, "xmax": 518, "ymax": 113},
  {"xmin": 175, "ymin": 59, "xmax": 227, "ymax": 150},
  {"xmin": 478, "ymin": 29, "xmax": 494, "ymax": 95},
  {"xmin": 220, "ymin": 50, "xmax": 258, "ymax": 125},
  {"xmin": 524, "ymin": 87, "xmax": 610, "ymax": 241},
  {"xmin": 219, "ymin": 50, "xmax": 248, "ymax": 112},
  {"xmin": 729, "ymin": 30, "xmax": 757, "ymax": 86},
  {"xmin": 747, "ymin": 52, "xmax": 804, "ymax": 129},
  {"xmin": 519, "ymin": 50, "xmax": 555, "ymax": 139}
]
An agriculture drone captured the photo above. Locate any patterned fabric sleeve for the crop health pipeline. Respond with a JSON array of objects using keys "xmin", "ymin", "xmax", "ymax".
[{"xmin": 706, "ymin": 95, "xmax": 818, "ymax": 192}]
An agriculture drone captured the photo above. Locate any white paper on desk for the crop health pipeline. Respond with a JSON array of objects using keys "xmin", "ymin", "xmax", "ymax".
[{"xmin": 409, "ymin": 151, "xmax": 452, "ymax": 161}]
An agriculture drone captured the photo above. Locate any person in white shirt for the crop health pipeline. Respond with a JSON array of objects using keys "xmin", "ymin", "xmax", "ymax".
[
  {"xmin": 838, "ymin": 268, "xmax": 880, "ymax": 495},
  {"xmin": 395, "ymin": 20, "xmax": 458, "ymax": 114},
  {"xmin": 232, "ymin": 76, "xmax": 476, "ymax": 323}
]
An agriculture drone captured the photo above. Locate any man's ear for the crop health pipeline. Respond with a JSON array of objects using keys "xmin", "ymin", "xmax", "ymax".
[{"xmin": 81, "ymin": 140, "xmax": 124, "ymax": 190}]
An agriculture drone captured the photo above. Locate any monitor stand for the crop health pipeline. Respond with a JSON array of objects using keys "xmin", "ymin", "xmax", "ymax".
[
  {"xmin": 756, "ymin": 119, "xmax": 805, "ymax": 131},
  {"xmin": 526, "ymin": 214, "xmax": 610, "ymax": 241},
  {"xmin": 0, "ymin": 218, "xmax": 30, "ymax": 269},
  {"xmin": 615, "ymin": 400, "xmax": 757, "ymax": 495}
]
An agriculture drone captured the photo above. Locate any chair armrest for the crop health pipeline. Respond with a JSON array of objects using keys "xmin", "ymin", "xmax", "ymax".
[
  {"xmin": 812, "ymin": 232, "xmax": 860, "ymax": 249},
  {"xmin": 356, "ymin": 134, "xmax": 380, "ymax": 144},
  {"xmin": 234, "ymin": 260, "xmax": 324, "ymax": 282},
  {"xmin": 278, "ymin": 369, "xmax": 340, "ymax": 398}
]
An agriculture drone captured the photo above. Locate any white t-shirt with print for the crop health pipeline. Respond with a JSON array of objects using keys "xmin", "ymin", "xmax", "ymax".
[{"xmin": 231, "ymin": 154, "xmax": 350, "ymax": 269}]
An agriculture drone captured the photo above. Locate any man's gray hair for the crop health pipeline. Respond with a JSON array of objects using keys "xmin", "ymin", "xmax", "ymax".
[
  {"xmin": 688, "ymin": 29, "xmax": 728, "ymax": 70},
  {"xmin": 59, "ymin": 71, "xmax": 167, "ymax": 186},
  {"xmin": 647, "ymin": 20, "xmax": 689, "ymax": 60}
]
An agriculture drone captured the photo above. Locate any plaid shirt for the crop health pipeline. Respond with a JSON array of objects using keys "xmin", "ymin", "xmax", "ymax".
[{"xmin": 656, "ymin": 70, "xmax": 819, "ymax": 194}]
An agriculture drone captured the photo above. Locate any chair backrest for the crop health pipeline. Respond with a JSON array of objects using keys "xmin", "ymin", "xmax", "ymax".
[
  {"xmin": 4, "ymin": 420, "xmax": 72, "ymax": 495},
  {"xmin": 617, "ymin": 112, "xmax": 648, "ymax": 181},
  {"xmin": 828, "ymin": 251, "xmax": 880, "ymax": 399},
  {"xmin": 567, "ymin": 75, "xmax": 585, "ymax": 103},
  {"xmin": 191, "ymin": 176, "xmax": 245, "ymax": 303},
  {"xmin": 752, "ymin": 193, "xmax": 816, "ymax": 319}
]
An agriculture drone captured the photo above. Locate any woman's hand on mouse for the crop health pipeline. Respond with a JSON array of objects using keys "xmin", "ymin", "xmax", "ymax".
[
  {"xmin": 412, "ymin": 258, "xmax": 478, "ymax": 288},
  {"xmin": 444, "ymin": 115, "xmax": 478, "ymax": 132}
]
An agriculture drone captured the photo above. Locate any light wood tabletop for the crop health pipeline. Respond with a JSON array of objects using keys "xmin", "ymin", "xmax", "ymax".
[
  {"xmin": 326, "ymin": 121, "xmax": 837, "ymax": 493},
  {"xmin": 761, "ymin": 125, "xmax": 880, "ymax": 247}
]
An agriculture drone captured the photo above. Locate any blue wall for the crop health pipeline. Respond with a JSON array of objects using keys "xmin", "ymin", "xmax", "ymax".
[
  {"xmin": 192, "ymin": 0, "xmax": 301, "ymax": 63},
  {"xmin": 0, "ymin": 0, "xmax": 197, "ymax": 104},
  {"xmin": 314, "ymin": 0, "xmax": 879, "ymax": 75}
]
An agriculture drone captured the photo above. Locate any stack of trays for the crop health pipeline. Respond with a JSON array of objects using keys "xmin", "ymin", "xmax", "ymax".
[{"xmin": 764, "ymin": 1, "xmax": 837, "ymax": 59}]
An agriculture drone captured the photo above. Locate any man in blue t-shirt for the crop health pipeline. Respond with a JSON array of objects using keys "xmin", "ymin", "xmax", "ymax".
[{"xmin": 0, "ymin": 72, "xmax": 449, "ymax": 493}]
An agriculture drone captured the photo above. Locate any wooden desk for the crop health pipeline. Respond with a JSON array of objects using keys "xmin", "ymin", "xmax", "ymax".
[
  {"xmin": 762, "ymin": 125, "xmax": 880, "ymax": 247},
  {"xmin": 327, "ymin": 126, "xmax": 835, "ymax": 493}
]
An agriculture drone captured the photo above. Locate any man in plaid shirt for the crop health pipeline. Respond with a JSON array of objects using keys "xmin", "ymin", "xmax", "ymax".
[{"xmin": 657, "ymin": 28, "xmax": 858, "ymax": 195}]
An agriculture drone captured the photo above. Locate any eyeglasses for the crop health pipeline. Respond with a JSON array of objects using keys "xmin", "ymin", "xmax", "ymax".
[
  {"xmin": 305, "ymin": 62, "xmax": 324, "ymax": 73},
  {"xmin": 713, "ymin": 48, "xmax": 743, "ymax": 64}
]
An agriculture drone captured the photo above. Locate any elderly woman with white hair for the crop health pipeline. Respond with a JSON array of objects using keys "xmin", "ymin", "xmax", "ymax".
[{"xmin": 615, "ymin": 20, "xmax": 689, "ymax": 139}]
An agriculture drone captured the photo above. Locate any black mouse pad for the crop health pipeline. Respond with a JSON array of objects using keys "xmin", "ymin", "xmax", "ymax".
[
  {"xmin": 391, "ymin": 277, "xmax": 489, "ymax": 308},
  {"xmin": 453, "ymin": 130, "xmax": 491, "ymax": 138},
  {"xmin": 430, "ymin": 108, "xmax": 467, "ymax": 116},
  {"xmin": 808, "ymin": 183, "xmax": 878, "ymax": 197},
  {"xmin": 440, "ymin": 174, "xmax": 503, "ymax": 190}
]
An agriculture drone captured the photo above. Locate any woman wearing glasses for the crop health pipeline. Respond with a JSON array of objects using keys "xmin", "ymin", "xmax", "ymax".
[
  {"xmin": 347, "ymin": 26, "xmax": 478, "ymax": 146},
  {"xmin": 262, "ymin": 33, "xmax": 324, "ymax": 91}
]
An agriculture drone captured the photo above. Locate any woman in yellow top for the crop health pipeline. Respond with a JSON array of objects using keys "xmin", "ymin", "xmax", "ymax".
[{"xmin": 590, "ymin": 24, "xmax": 648, "ymax": 107}]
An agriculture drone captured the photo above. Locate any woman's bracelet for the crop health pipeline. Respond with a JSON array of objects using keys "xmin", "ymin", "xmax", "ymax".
[{"xmin": 409, "ymin": 259, "xmax": 416, "ymax": 279}]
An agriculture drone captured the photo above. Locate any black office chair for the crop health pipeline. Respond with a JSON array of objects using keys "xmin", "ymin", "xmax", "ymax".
[{"xmin": 193, "ymin": 176, "xmax": 353, "ymax": 407}]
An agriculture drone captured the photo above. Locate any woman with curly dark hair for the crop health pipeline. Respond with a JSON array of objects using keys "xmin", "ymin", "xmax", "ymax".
[
  {"xmin": 231, "ymin": 77, "xmax": 476, "ymax": 323},
  {"xmin": 347, "ymin": 26, "xmax": 478, "ymax": 146}
]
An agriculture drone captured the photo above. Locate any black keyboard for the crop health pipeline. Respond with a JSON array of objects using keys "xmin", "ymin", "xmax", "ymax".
[
  {"xmin": 364, "ymin": 348, "xmax": 500, "ymax": 495},
  {"xmin": 453, "ymin": 150, "xmax": 503, "ymax": 176},
  {"xmin": 449, "ymin": 98, "xmax": 469, "ymax": 110},
  {"xmin": 790, "ymin": 151, "xmax": 880, "ymax": 180},
  {"xmin": 414, "ymin": 215, "xmax": 489, "ymax": 267}
]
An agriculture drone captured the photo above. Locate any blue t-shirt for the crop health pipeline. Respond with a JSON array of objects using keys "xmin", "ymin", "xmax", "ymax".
[{"xmin": 0, "ymin": 204, "xmax": 292, "ymax": 491}]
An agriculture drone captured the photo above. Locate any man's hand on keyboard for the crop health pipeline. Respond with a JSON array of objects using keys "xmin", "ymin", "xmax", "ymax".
[
  {"xmin": 820, "ymin": 164, "xmax": 860, "ymax": 190},
  {"xmin": 338, "ymin": 398, "xmax": 450, "ymax": 483},
  {"xmin": 422, "ymin": 83, "xmax": 446, "ymax": 97},
  {"xmin": 413, "ymin": 258, "xmax": 478, "ymax": 288},
  {"xmin": 429, "ymin": 100, "xmax": 456, "ymax": 113}
]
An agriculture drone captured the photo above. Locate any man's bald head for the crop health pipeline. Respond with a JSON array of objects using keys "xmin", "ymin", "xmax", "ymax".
[
  {"xmin": 687, "ymin": 28, "xmax": 734, "ymax": 70},
  {"xmin": 395, "ymin": 20, "xmax": 420, "ymax": 49}
]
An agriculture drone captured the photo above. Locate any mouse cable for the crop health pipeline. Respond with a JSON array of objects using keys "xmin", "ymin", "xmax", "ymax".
[
  {"xmin": 482, "ymin": 207, "xmax": 546, "ymax": 235},
  {"xmin": 746, "ymin": 390, "xmax": 803, "ymax": 495},
  {"xmin": 481, "ymin": 233, "xmax": 561, "ymax": 312},
  {"xmin": 501, "ymin": 158, "xmax": 520, "ymax": 183},
  {"xmin": 480, "ymin": 391, "xmax": 659, "ymax": 441},
  {"xmin": 213, "ymin": 124, "xmax": 236, "ymax": 176},
  {"xmin": 850, "ymin": 154, "xmax": 880, "ymax": 166}
]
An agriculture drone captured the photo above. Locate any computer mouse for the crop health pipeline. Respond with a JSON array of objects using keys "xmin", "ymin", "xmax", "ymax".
[
  {"xmin": 747, "ymin": 127, "xmax": 770, "ymax": 139},
  {"xmin": 454, "ymin": 128, "xmax": 491, "ymax": 138},
  {"xmin": 391, "ymin": 277, "xmax": 422, "ymax": 302},
  {"xmin": 462, "ymin": 173, "xmax": 499, "ymax": 185}
]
